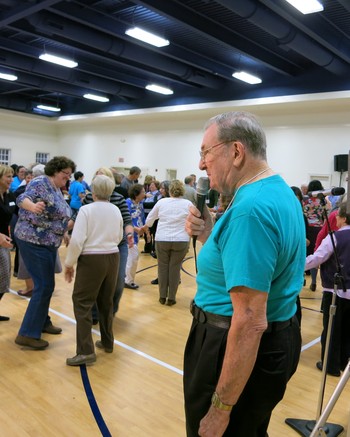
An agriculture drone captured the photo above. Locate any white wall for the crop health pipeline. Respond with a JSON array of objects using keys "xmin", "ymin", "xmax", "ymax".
[
  {"xmin": 56, "ymin": 118, "xmax": 207, "ymax": 183},
  {"xmin": 2, "ymin": 91, "xmax": 350, "ymax": 190},
  {"xmin": 0, "ymin": 111, "xmax": 58, "ymax": 166},
  {"xmin": 267, "ymin": 123, "xmax": 350, "ymax": 187}
]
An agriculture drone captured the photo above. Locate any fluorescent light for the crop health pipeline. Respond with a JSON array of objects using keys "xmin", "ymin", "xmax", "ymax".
[
  {"xmin": 0, "ymin": 72, "xmax": 18, "ymax": 81},
  {"xmin": 125, "ymin": 27, "xmax": 169, "ymax": 47},
  {"xmin": 284, "ymin": 0, "xmax": 323, "ymax": 14},
  {"xmin": 145, "ymin": 84, "xmax": 173, "ymax": 95},
  {"xmin": 83, "ymin": 93, "xmax": 109, "ymax": 103},
  {"xmin": 36, "ymin": 104, "xmax": 61, "ymax": 112},
  {"xmin": 39, "ymin": 53, "xmax": 78, "ymax": 68},
  {"xmin": 232, "ymin": 71, "xmax": 262, "ymax": 85}
]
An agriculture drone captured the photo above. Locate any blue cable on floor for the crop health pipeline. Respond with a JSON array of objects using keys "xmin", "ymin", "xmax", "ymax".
[{"xmin": 80, "ymin": 364, "xmax": 112, "ymax": 437}]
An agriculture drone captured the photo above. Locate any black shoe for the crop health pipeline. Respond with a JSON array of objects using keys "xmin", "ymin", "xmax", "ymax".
[
  {"xmin": 151, "ymin": 278, "xmax": 159, "ymax": 285},
  {"xmin": 159, "ymin": 298, "xmax": 166, "ymax": 305},
  {"xmin": 0, "ymin": 315, "xmax": 10, "ymax": 321},
  {"xmin": 124, "ymin": 282, "xmax": 139, "ymax": 289},
  {"xmin": 92, "ymin": 319, "xmax": 99, "ymax": 325},
  {"xmin": 150, "ymin": 252, "xmax": 157, "ymax": 259},
  {"xmin": 310, "ymin": 283, "xmax": 316, "ymax": 292},
  {"xmin": 316, "ymin": 361, "xmax": 340, "ymax": 377},
  {"xmin": 166, "ymin": 299, "xmax": 176, "ymax": 306}
]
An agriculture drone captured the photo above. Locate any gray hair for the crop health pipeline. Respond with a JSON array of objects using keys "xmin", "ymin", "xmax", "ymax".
[
  {"xmin": 32, "ymin": 164, "xmax": 45, "ymax": 177},
  {"xmin": 91, "ymin": 174, "xmax": 115, "ymax": 200},
  {"xmin": 204, "ymin": 111, "xmax": 267, "ymax": 160}
]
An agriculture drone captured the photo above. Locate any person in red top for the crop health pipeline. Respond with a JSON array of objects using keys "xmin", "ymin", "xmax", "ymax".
[{"xmin": 315, "ymin": 209, "xmax": 339, "ymax": 250}]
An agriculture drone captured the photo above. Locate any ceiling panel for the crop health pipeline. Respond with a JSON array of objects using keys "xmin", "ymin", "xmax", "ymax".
[{"xmin": 0, "ymin": 0, "xmax": 349, "ymax": 117}]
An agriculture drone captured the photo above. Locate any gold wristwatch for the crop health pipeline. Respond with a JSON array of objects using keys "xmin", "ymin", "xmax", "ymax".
[{"xmin": 211, "ymin": 391, "xmax": 233, "ymax": 411}]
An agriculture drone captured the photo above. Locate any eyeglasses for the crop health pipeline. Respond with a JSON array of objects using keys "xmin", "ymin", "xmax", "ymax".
[
  {"xmin": 60, "ymin": 170, "xmax": 71, "ymax": 177},
  {"xmin": 199, "ymin": 140, "xmax": 233, "ymax": 161}
]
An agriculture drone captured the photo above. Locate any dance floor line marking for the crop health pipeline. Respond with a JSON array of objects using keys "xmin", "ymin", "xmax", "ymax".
[
  {"xmin": 10, "ymin": 289, "xmax": 183, "ymax": 375},
  {"xmin": 11, "ymin": 289, "xmax": 318, "ymax": 372}
]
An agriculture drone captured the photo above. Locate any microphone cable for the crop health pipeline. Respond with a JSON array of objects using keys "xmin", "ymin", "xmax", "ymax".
[{"xmin": 193, "ymin": 236, "xmax": 198, "ymax": 274}]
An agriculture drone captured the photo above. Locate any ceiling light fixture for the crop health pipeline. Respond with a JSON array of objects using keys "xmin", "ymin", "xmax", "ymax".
[
  {"xmin": 284, "ymin": 0, "xmax": 324, "ymax": 14},
  {"xmin": 83, "ymin": 93, "xmax": 109, "ymax": 103},
  {"xmin": 0, "ymin": 72, "xmax": 18, "ymax": 81},
  {"xmin": 145, "ymin": 84, "xmax": 173, "ymax": 95},
  {"xmin": 125, "ymin": 27, "xmax": 169, "ymax": 47},
  {"xmin": 232, "ymin": 71, "xmax": 262, "ymax": 85},
  {"xmin": 36, "ymin": 104, "xmax": 61, "ymax": 112},
  {"xmin": 39, "ymin": 53, "xmax": 78, "ymax": 68}
]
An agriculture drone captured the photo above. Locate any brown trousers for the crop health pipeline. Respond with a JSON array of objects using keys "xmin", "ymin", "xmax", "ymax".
[
  {"xmin": 72, "ymin": 252, "xmax": 119, "ymax": 355},
  {"xmin": 155, "ymin": 241, "xmax": 189, "ymax": 300}
]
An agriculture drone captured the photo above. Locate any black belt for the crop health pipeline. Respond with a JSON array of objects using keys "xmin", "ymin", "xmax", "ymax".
[{"xmin": 190, "ymin": 301, "xmax": 293, "ymax": 333}]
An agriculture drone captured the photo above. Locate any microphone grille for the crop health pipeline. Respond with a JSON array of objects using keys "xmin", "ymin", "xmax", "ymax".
[{"xmin": 196, "ymin": 177, "xmax": 210, "ymax": 195}]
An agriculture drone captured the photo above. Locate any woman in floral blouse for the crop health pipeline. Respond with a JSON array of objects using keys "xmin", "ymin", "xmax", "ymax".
[
  {"xmin": 14, "ymin": 156, "xmax": 76, "ymax": 350},
  {"xmin": 303, "ymin": 179, "xmax": 329, "ymax": 291}
]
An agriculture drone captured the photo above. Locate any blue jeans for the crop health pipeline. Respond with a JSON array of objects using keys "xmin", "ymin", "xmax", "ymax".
[
  {"xmin": 92, "ymin": 240, "xmax": 128, "ymax": 320},
  {"xmin": 16, "ymin": 239, "xmax": 57, "ymax": 338}
]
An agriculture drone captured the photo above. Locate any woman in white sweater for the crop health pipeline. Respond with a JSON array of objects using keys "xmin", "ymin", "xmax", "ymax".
[
  {"xmin": 64, "ymin": 175, "xmax": 123, "ymax": 366},
  {"xmin": 145, "ymin": 180, "xmax": 192, "ymax": 306}
]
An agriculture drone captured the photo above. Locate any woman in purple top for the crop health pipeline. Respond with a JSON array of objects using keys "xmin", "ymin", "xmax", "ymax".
[{"xmin": 14, "ymin": 156, "xmax": 76, "ymax": 350}]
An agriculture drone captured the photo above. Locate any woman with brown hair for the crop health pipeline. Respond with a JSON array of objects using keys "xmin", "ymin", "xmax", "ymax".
[{"xmin": 14, "ymin": 156, "xmax": 76, "ymax": 350}]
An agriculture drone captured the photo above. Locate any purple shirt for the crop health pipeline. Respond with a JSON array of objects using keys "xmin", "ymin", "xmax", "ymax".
[
  {"xmin": 305, "ymin": 225, "xmax": 350, "ymax": 297},
  {"xmin": 15, "ymin": 175, "xmax": 71, "ymax": 247}
]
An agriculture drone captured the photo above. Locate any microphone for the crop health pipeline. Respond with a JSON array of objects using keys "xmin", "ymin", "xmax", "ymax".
[
  {"xmin": 193, "ymin": 177, "xmax": 210, "ymax": 270},
  {"xmin": 308, "ymin": 187, "xmax": 345, "ymax": 198},
  {"xmin": 195, "ymin": 177, "xmax": 210, "ymax": 218}
]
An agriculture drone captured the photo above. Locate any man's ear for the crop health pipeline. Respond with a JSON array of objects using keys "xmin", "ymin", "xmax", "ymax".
[{"xmin": 232, "ymin": 141, "xmax": 245, "ymax": 167}]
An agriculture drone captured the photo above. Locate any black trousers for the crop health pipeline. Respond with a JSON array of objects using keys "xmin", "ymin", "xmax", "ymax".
[
  {"xmin": 183, "ymin": 316, "xmax": 301, "ymax": 437},
  {"xmin": 321, "ymin": 292, "xmax": 350, "ymax": 373}
]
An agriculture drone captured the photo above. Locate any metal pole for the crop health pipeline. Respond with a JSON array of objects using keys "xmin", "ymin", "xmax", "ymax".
[{"xmin": 310, "ymin": 360, "xmax": 350, "ymax": 437}]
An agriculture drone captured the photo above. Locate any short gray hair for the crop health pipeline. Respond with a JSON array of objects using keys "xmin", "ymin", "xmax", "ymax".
[
  {"xmin": 204, "ymin": 111, "xmax": 267, "ymax": 160},
  {"xmin": 32, "ymin": 164, "xmax": 45, "ymax": 177},
  {"xmin": 91, "ymin": 175, "xmax": 115, "ymax": 200}
]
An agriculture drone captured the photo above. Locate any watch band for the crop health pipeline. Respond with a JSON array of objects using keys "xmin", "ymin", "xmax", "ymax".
[{"xmin": 211, "ymin": 391, "xmax": 233, "ymax": 411}]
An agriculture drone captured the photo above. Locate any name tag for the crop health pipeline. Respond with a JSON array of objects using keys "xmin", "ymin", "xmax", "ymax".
[{"xmin": 9, "ymin": 201, "xmax": 15, "ymax": 206}]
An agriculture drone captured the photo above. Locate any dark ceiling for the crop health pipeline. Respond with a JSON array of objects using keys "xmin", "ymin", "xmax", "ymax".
[{"xmin": 0, "ymin": 0, "xmax": 350, "ymax": 118}]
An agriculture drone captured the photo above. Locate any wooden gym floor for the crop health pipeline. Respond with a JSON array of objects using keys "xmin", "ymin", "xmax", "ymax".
[{"xmin": 1, "ymin": 245, "xmax": 349, "ymax": 436}]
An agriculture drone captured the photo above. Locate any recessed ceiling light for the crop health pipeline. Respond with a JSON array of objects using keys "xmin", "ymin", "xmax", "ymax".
[
  {"xmin": 284, "ymin": 0, "xmax": 324, "ymax": 14},
  {"xmin": 36, "ymin": 104, "xmax": 61, "ymax": 112},
  {"xmin": 145, "ymin": 84, "xmax": 173, "ymax": 95},
  {"xmin": 83, "ymin": 93, "xmax": 109, "ymax": 103},
  {"xmin": 39, "ymin": 53, "xmax": 78, "ymax": 68},
  {"xmin": 232, "ymin": 71, "xmax": 262, "ymax": 85},
  {"xmin": 0, "ymin": 72, "xmax": 18, "ymax": 81},
  {"xmin": 125, "ymin": 27, "xmax": 169, "ymax": 47}
]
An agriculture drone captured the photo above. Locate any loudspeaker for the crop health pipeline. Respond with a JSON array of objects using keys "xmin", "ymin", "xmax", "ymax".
[{"xmin": 334, "ymin": 154, "xmax": 348, "ymax": 172}]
